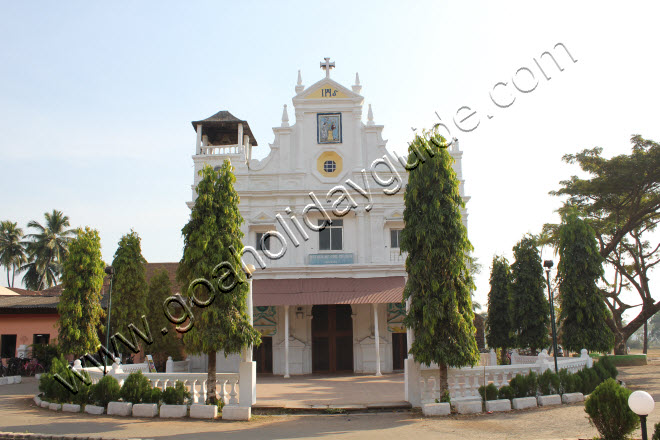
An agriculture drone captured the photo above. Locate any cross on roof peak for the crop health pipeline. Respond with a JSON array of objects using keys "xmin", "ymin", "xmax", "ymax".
[{"xmin": 320, "ymin": 57, "xmax": 335, "ymax": 78}]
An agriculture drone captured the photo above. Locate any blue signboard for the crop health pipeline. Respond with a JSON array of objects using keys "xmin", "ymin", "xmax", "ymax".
[{"xmin": 309, "ymin": 253, "xmax": 354, "ymax": 265}]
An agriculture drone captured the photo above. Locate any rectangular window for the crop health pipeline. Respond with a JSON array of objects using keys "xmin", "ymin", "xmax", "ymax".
[
  {"xmin": 33, "ymin": 334, "xmax": 50, "ymax": 345},
  {"xmin": 318, "ymin": 219, "xmax": 343, "ymax": 251},
  {"xmin": 1, "ymin": 334, "xmax": 17, "ymax": 358},
  {"xmin": 256, "ymin": 232, "xmax": 271, "ymax": 251},
  {"xmin": 390, "ymin": 229, "xmax": 402, "ymax": 248}
]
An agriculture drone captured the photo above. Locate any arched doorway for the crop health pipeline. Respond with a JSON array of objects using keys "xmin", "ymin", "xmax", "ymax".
[{"xmin": 312, "ymin": 305, "xmax": 353, "ymax": 373}]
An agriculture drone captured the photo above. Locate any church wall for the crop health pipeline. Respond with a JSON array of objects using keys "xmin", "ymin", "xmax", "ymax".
[{"xmin": 186, "ymin": 67, "xmax": 470, "ymax": 376}]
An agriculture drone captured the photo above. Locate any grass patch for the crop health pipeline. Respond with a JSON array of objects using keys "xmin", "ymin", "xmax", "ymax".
[{"xmin": 588, "ymin": 354, "xmax": 647, "ymax": 366}]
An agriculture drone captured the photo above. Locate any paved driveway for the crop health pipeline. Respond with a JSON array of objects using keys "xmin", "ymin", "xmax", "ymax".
[{"xmin": 256, "ymin": 372, "xmax": 406, "ymax": 407}]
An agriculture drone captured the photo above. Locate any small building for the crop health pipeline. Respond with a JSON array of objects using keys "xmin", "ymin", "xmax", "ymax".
[{"xmin": 0, "ymin": 286, "xmax": 59, "ymax": 359}]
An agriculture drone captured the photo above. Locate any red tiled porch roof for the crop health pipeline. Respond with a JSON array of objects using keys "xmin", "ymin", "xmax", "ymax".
[{"xmin": 252, "ymin": 276, "xmax": 405, "ymax": 306}]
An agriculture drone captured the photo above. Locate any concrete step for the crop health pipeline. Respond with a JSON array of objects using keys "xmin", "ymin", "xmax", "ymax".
[{"xmin": 253, "ymin": 401, "xmax": 412, "ymax": 413}]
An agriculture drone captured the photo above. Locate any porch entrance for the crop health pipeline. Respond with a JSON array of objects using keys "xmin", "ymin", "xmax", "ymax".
[
  {"xmin": 392, "ymin": 332, "xmax": 407, "ymax": 371},
  {"xmin": 312, "ymin": 305, "xmax": 353, "ymax": 373},
  {"xmin": 253, "ymin": 336, "xmax": 273, "ymax": 374}
]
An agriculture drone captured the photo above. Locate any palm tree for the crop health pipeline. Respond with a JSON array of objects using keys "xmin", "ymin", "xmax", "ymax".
[
  {"xmin": 0, "ymin": 221, "xmax": 27, "ymax": 287},
  {"xmin": 21, "ymin": 210, "xmax": 76, "ymax": 290}
]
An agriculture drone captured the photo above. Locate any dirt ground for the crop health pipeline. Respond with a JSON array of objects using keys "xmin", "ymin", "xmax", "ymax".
[{"xmin": 619, "ymin": 348, "xmax": 660, "ymax": 400}]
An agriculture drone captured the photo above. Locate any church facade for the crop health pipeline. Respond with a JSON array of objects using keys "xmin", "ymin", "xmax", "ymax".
[{"xmin": 186, "ymin": 59, "xmax": 469, "ymax": 376}]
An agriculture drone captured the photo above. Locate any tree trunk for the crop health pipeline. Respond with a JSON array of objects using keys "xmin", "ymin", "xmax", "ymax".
[
  {"xmin": 614, "ymin": 333, "xmax": 627, "ymax": 355},
  {"xmin": 500, "ymin": 348, "xmax": 507, "ymax": 365},
  {"xmin": 643, "ymin": 321, "xmax": 648, "ymax": 354},
  {"xmin": 207, "ymin": 351, "xmax": 217, "ymax": 405},
  {"xmin": 438, "ymin": 362, "xmax": 449, "ymax": 401}
]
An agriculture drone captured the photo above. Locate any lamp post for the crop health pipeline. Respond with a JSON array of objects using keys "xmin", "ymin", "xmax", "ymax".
[
  {"xmin": 104, "ymin": 266, "xmax": 114, "ymax": 374},
  {"xmin": 543, "ymin": 260, "xmax": 559, "ymax": 373},
  {"xmin": 629, "ymin": 390, "xmax": 655, "ymax": 440}
]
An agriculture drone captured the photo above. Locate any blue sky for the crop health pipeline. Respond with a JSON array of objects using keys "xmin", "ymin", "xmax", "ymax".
[{"xmin": 1, "ymin": 1, "xmax": 659, "ymax": 313}]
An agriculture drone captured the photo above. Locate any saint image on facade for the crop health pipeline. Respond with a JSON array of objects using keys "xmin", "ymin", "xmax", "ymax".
[{"xmin": 317, "ymin": 113, "xmax": 342, "ymax": 143}]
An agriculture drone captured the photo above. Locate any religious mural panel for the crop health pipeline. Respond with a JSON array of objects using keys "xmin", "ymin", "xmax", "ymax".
[
  {"xmin": 253, "ymin": 306, "xmax": 277, "ymax": 336},
  {"xmin": 317, "ymin": 113, "xmax": 342, "ymax": 144},
  {"xmin": 387, "ymin": 302, "xmax": 406, "ymax": 332}
]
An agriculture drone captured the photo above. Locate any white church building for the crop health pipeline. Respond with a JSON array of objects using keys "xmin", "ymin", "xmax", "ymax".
[{"xmin": 187, "ymin": 59, "xmax": 469, "ymax": 376}]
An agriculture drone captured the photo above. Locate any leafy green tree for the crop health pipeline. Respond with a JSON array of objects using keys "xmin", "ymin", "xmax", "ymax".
[
  {"xmin": 22, "ymin": 210, "xmax": 76, "ymax": 290},
  {"xmin": 543, "ymin": 135, "xmax": 660, "ymax": 354},
  {"xmin": 0, "ymin": 220, "xmax": 27, "ymax": 287},
  {"xmin": 557, "ymin": 213, "xmax": 614, "ymax": 353},
  {"xmin": 401, "ymin": 130, "xmax": 479, "ymax": 397},
  {"xmin": 176, "ymin": 161, "xmax": 261, "ymax": 404},
  {"xmin": 485, "ymin": 256, "xmax": 513, "ymax": 361},
  {"xmin": 146, "ymin": 269, "xmax": 184, "ymax": 369},
  {"xmin": 56, "ymin": 227, "xmax": 106, "ymax": 358},
  {"xmin": 110, "ymin": 230, "xmax": 148, "ymax": 357},
  {"xmin": 510, "ymin": 235, "xmax": 549, "ymax": 351}
]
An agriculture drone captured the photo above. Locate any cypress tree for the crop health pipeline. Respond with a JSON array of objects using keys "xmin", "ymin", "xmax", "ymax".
[
  {"xmin": 57, "ymin": 227, "xmax": 105, "ymax": 358},
  {"xmin": 510, "ymin": 235, "xmax": 550, "ymax": 351},
  {"xmin": 110, "ymin": 230, "xmax": 148, "ymax": 358},
  {"xmin": 557, "ymin": 214, "xmax": 614, "ymax": 353},
  {"xmin": 401, "ymin": 130, "xmax": 479, "ymax": 396},
  {"xmin": 145, "ymin": 269, "xmax": 184, "ymax": 369},
  {"xmin": 177, "ymin": 161, "xmax": 261, "ymax": 404},
  {"xmin": 485, "ymin": 256, "xmax": 513, "ymax": 361}
]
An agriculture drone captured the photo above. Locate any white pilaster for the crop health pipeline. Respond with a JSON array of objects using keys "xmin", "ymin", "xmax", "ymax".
[
  {"xmin": 405, "ymin": 296, "xmax": 413, "ymax": 355},
  {"xmin": 195, "ymin": 124, "xmax": 202, "ymax": 154},
  {"xmin": 284, "ymin": 305, "xmax": 290, "ymax": 378},
  {"xmin": 357, "ymin": 210, "xmax": 365, "ymax": 263},
  {"xmin": 247, "ymin": 278, "xmax": 254, "ymax": 362},
  {"xmin": 373, "ymin": 303, "xmax": 382, "ymax": 376},
  {"xmin": 238, "ymin": 123, "xmax": 244, "ymax": 148}
]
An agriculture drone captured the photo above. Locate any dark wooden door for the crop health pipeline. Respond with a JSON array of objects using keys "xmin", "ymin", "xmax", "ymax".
[
  {"xmin": 312, "ymin": 305, "xmax": 353, "ymax": 373},
  {"xmin": 253, "ymin": 336, "xmax": 273, "ymax": 374},
  {"xmin": 392, "ymin": 332, "xmax": 407, "ymax": 370}
]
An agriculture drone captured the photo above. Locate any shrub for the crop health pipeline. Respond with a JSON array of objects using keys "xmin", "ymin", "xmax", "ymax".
[
  {"xmin": 559, "ymin": 368, "xmax": 583, "ymax": 394},
  {"xmin": 38, "ymin": 355, "xmax": 91, "ymax": 404},
  {"xmin": 440, "ymin": 389, "xmax": 451, "ymax": 403},
  {"xmin": 538, "ymin": 370, "xmax": 560, "ymax": 395},
  {"xmin": 30, "ymin": 343, "xmax": 59, "ymax": 371},
  {"xmin": 526, "ymin": 371, "xmax": 539, "ymax": 396},
  {"xmin": 509, "ymin": 372, "xmax": 538, "ymax": 398},
  {"xmin": 584, "ymin": 379, "xmax": 638, "ymax": 440},
  {"xmin": 593, "ymin": 361, "xmax": 611, "ymax": 382},
  {"xmin": 580, "ymin": 368, "xmax": 601, "ymax": 395},
  {"xmin": 498, "ymin": 385, "xmax": 514, "ymax": 401},
  {"xmin": 145, "ymin": 387, "xmax": 162, "ymax": 404},
  {"xmin": 598, "ymin": 356, "xmax": 618, "ymax": 380},
  {"xmin": 120, "ymin": 371, "xmax": 152, "ymax": 404},
  {"xmin": 478, "ymin": 383, "xmax": 499, "ymax": 401},
  {"xmin": 161, "ymin": 381, "xmax": 190, "ymax": 405},
  {"xmin": 651, "ymin": 422, "xmax": 660, "ymax": 440},
  {"xmin": 509, "ymin": 374, "xmax": 527, "ymax": 398},
  {"xmin": 91, "ymin": 375, "xmax": 121, "ymax": 407}
]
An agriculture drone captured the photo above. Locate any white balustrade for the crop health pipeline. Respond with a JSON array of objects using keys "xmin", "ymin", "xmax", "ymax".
[
  {"xmin": 75, "ymin": 367, "xmax": 241, "ymax": 406},
  {"xmin": 199, "ymin": 144, "xmax": 244, "ymax": 156},
  {"xmin": 417, "ymin": 349, "xmax": 591, "ymax": 403},
  {"xmin": 390, "ymin": 250, "xmax": 407, "ymax": 262}
]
